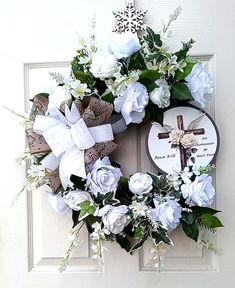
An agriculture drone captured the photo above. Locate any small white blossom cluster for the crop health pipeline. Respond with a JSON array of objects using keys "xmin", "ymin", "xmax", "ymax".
[
  {"xmin": 147, "ymin": 55, "xmax": 186, "ymax": 77},
  {"xmin": 48, "ymin": 77, "xmax": 91, "ymax": 109},
  {"xmin": 90, "ymin": 222, "xmax": 109, "ymax": 268},
  {"xmin": 16, "ymin": 148, "xmax": 37, "ymax": 165},
  {"xmin": 26, "ymin": 164, "xmax": 47, "ymax": 190}
]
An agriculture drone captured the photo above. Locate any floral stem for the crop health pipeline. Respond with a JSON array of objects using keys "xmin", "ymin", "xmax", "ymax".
[{"xmin": 59, "ymin": 222, "xmax": 85, "ymax": 273}]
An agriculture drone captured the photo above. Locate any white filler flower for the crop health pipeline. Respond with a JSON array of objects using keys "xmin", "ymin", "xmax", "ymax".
[
  {"xmin": 114, "ymin": 82, "xmax": 149, "ymax": 124},
  {"xmin": 86, "ymin": 156, "xmax": 122, "ymax": 196},
  {"xmin": 181, "ymin": 174, "xmax": 215, "ymax": 207},
  {"xmin": 185, "ymin": 63, "xmax": 213, "ymax": 108},
  {"xmin": 128, "ymin": 172, "xmax": 153, "ymax": 195}
]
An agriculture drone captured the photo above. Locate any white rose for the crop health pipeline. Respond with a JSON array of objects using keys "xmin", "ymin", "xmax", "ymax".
[
  {"xmin": 129, "ymin": 172, "xmax": 153, "ymax": 195},
  {"xmin": 185, "ymin": 63, "xmax": 213, "ymax": 108},
  {"xmin": 86, "ymin": 156, "xmax": 122, "ymax": 196},
  {"xmin": 181, "ymin": 174, "xmax": 215, "ymax": 207},
  {"xmin": 99, "ymin": 205, "xmax": 129, "ymax": 234},
  {"xmin": 108, "ymin": 32, "xmax": 141, "ymax": 59},
  {"xmin": 169, "ymin": 129, "xmax": 185, "ymax": 145},
  {"xmin": 150, "ymin": 198, "xmax": 182, "ymax": 230},
  {"xmin": 63, "ymin": 190, "xmax": 92, "ymax": 211},
  {"xmin": 48, "ymin": 86, "xmax": 70, "ymax": 109},
  {"xmin": 149, "ymin": 78, "xmax": 170, "ymax": 108},
  {"xmin": 48, "ymin": 193, "xmax": 71, "ymax": 214},
  {"xmin": 90, "ymin": 51, "xmax": 120, "ymax": 79},
  {"xmin": 180, "ymin": 133, "xmax": 197, "ymax": 149},
  {"xmin": 114, "ymin": 82, "xmax": 149, "ymax": 124}
]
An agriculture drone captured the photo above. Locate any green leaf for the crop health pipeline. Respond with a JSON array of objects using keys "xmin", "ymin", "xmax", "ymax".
[
  {"xmin": 85, "ymin": 215, "xmax": 96, "ymax": 233},
  {"xmin": 151, "ymin": 230, "xmax": 174, "ymax": 246},
  {"xmin": 127, "ymin": 51, "xmax": 146, "ymax": 70},
  {"xmin": 115, "ymin": 177, "xmax": 133, "ymax": 206},
  {"xmin": 174, "ymin": 39, "xmax": 195, "ymax": 61},
  {"xmin": 175, "ymin": 58, "xmax": 198, "ymax": 80},
  {"xmin": 96, "ymin": 192, "xmax": 119, "ymax": 206},
  {"xmin": 146, "ymin": 172, "xmax": 169, "ymax": 195},
  {"xmin": 101, "ymin": 92, "xmax": 115, "ymax": 103},
  {"xmin": 71, "ymin": 58, "xmax": 92, "ymax": 83},
  {"xmin": 181, "ymin": 211, "xmax": 196, "ymax": 225},
  {"xmin": 129, "ymin": 233, "xmax": 148, "ymax": 252},
  {"xmin": 182, "ymin": 221, "xmax": 199, "ymax": 241},
  {"xmin": 191, "ymin": 206, "xmax": 221, "ymax": 216},
  {"xmin": 116, "ymin": 235, "xmax": 131, "ymax": 253},
  {"xmin": 143, "ymin": 27, "xmax": 162, "ymax": 51},
  {"xmin": 79, "ymin": 200, "xmax": 98, "ymax": 219},
  {"xmin": 200, "ymin": 214, "xmax": 224, "ymax": 229},
  {"xmin": 72, "ymin": 210, "xmax": 80, "ymax": 228},
  {"xmin": 73, "ymin": 70, "xmax": 92, "ymax": 83},
  {"xmin": 138, "ymin": 70, "xmax": 161, "ymax": 92},
  {"xmin": 139, "ymin": 70, "xmax": 161, "ymax": 81},
  {"xmin": 134, "ymin": 226, "xmax": 147, "ymax": 240},
  {"xmin": 70, "ymin": 175, "xmax": 86, "ymax": 190},
  {"xmin": 146, "ymin": 104, "xmax": 164, "ymax": 125},
  {"xmin": 171, "ymin": 81, "xmax": 193, "ymax": 101}
]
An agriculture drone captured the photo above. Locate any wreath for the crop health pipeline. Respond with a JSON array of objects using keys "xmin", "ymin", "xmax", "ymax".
[{"xmin": 19, "ymin": 3, "xmax": 223, "ymax": 272}]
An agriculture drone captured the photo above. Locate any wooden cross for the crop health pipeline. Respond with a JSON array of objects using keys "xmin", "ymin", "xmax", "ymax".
[{"xmin": 158, "ymin": 115, "xmax": 205, "ymax": 170}]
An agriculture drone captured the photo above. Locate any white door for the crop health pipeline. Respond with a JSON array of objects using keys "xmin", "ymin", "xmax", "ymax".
[{"xmin": 1, "ymin": 0, "xmax": 234, "ymax": 287}]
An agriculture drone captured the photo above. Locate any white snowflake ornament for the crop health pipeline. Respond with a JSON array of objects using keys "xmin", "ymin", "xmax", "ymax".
[{"xmin": 113, "ymin": 0, "xmax": 147, "ymax": 33}]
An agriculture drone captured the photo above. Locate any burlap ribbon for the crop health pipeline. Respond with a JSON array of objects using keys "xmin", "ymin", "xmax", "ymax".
[{"xmin": 26, "ymin": 95, "xmax": 118, "ymax": 192}]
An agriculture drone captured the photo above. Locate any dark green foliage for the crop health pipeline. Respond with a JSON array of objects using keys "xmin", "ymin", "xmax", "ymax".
[
  {"xmin": 175, "ymin": 58, "xmax": 197, "ymax": 80},
  {"xmin": 181, "ymin": 211, "xmax": 196, "ymax": 225},
  {"xmin": 174, "ymin": 39, "xmax": 195, "ymax": 61},
  {"xmin": 138, "ymin": 69, "xmax": 161, "ymax": 92},
  {"xmin": 115, "ymin": 177, "xmax": 133, "ymax": 206},
  {"xmin": 116, "ymin": 234, "xmax": 131, "ymax": 252},
  {"xmin": 101, "ymin": 92, "xmax": 115, "ymax": 103},
  {"xmin": 143, "ymin": 27, "xmax": 163, "ymax": 51},
  {"xmin": 192, "ymin": 206, "xmax": 221, "ymax": 216},
  {"xmin": 152, "ymin": 228, "xmax": 173, "ymax": 245},
  {"xmin": 171, "ymin": 81, "xmax": 193, "ymax": 101},
  {"xmin": 72, "ymin": 210, "xmax": 80, "ymax": 228},
  {"xmin": 200, "ymin": 214, "xmax": 223, "ymax": 229},
  {"xmin": 182, "ymin": 221, "xmax": 199, "ymax": 241},
  {"xmin": 70, "ymin": 175, "xmax": 86, "ymax": 190},
  {"xmin": 71, "ymin": 57, "xmax": 93, "ymax": 83},
  {"xmin": 146, "ymin": 103, "xmax": 164, "ymax": 126},
  {"xmin": 127, "ymin": 51, "xmax": 146, "ymax": 70},
  {"xmin": 96, "ymin": 191, "xmax": 119, "ymax": 206}
]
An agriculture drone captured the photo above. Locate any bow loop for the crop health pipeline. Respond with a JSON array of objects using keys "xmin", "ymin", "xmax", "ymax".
[
  {"xmin": 71, "ymin": 119, "xmax": 95, "ymax": 150},
  {"xmin": 28, "ymin": 95, "xmax": 119, "ymax": 191}
]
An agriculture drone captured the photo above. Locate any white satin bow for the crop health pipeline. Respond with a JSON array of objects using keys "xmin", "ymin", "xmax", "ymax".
[{"xmin": 33, "ymin": 103, "xmax": 114, "ymax": 189}]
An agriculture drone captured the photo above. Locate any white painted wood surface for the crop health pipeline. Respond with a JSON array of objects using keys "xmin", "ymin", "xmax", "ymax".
[{"xmin": 0, "ymin": 0, "xmax": 234, "ymax": 287}]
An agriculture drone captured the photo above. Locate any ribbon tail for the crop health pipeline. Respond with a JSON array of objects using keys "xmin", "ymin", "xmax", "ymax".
[{"xmin": 59, "ymin": 146, "xmax": 87, "ymax": 189}]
